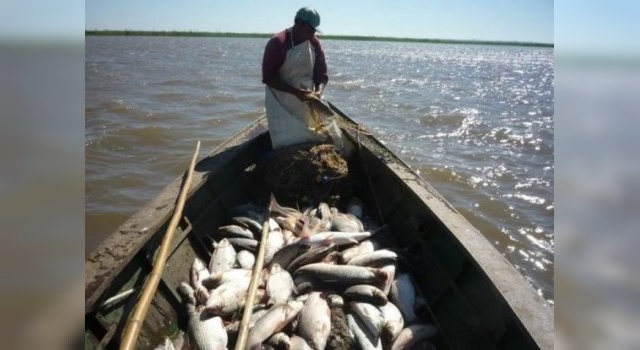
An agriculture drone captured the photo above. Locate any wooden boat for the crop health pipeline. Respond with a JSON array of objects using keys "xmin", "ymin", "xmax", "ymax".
[{"xmin": 85, "ymin": 102, "xmax": 553, "ymax": 349}]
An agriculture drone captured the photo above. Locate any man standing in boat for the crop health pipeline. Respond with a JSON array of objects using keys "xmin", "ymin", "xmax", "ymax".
[{"xmin": 261, "ymin": 7, "xmax": 336, "ymax": 149}]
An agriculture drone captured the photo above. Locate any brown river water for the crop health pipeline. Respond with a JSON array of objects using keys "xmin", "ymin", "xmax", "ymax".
[{"xmin": 85, "ymin": 36, "xmax": 554, "ymax": 305}]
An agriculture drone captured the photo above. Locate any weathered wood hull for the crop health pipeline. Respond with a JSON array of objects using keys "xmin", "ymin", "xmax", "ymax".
[{"xmin": 85, "ymin": 104, "xmax": 552, "ymax": 349}]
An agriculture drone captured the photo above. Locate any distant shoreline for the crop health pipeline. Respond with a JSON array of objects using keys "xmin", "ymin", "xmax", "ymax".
[{"xmin": 85, "ymin": 30, "xmax": 553, "ymax": 48}]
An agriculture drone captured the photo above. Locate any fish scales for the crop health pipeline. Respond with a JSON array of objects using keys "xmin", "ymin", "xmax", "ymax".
[{"xmin": 295, "ymin": 263, "xmax": 387, "ymax": 285}]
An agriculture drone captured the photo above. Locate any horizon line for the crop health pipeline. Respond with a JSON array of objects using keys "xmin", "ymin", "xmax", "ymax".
[{"xmin": 85, "ymin": 30, "xmax": 554, "ymax": 47}]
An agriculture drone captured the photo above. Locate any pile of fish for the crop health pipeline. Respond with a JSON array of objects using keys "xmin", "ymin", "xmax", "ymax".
[{"xmin": 166, "ymin": 196, "xmax": 438, "ymax": 350}]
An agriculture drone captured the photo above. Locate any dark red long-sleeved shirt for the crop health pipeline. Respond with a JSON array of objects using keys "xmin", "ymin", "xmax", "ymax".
[{"xmin": 261, "ymin": 29, "xmax": 328, "ymax": 88}]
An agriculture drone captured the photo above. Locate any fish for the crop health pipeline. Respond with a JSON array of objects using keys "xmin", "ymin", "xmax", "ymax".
[
  {"xmin": 231, "ymin": 216, "xmax": 264, "ymax": 238},
  {"xmin": 294, "ymin": 263, "xmax": 390, "ymax": 288},
  {"xmin": 297, "ymin": 292, "xmax": 332, "ymax": 350},
  {"xmin": 349, "ymin": 301, "xmax": 385, "ymax": 342},
  {"xmin": 266, "ymin": 263, "xmax": 295, "ymax": 305},
  {"xmin": 215, "ymin": 224, "xmax": 255, "ymax": 240},
  {"xmin": 289, "ymin": 335, "xmax": 313, "ymax": 350},
  {"xmin": 343, "ymin": 284, "xmax": 388, "ymax": 306},
  {"xmin": 190, "ymin": 258, "xmax": 210, "ymax": 305},
  {"xmin": 389, "ymin": 273, "xmax": 420, "ymax": 325},
  {"xmin": 330, "ymin": 212, "xmax": 364, "ymax": 232},
  {"xmin": 269, "ymin": 194, "xmax": 304, "ymax": 220},
  {"xmin": 246, "ymin": 301, "xmax": 304, "ymax": 350},
  {"xmin": 264, "ymin": 229, "xmax": 285, "ymax": 265},
  {"xmin": 189, "ymin": 314, "xmax": 227, "ymax": 350},
  {"xmin": 226, "ymin": 237, "xmax": 259, "ymax": 252},
  {"xmin": 177, "ymin": 282, "xmax": 228, "ymax": 350},
  {"xmin": 266, "ymin": 332, "xmax": 291, "ymax": 349},
  {"xmin": 276, "ymin": 216, "xmax": 311, "ymax": 237},
  {"xmin": 201, "ymin": 268, "xmax": 252, "ymax": 289},
  {"xmin": 204, "ymin": 277, "xmax": 251, "ymax": 316},
  {"xmin": 347, "ymin": 249, "xmax": 398, "ymax": 268},
  {"xmin": 379, "ymin": 264, "xmax": 396, "ymax": 296},
  {"xmin": 390, "ymin": 324, "xmax": 438, "ymax": 350},
  {"xmin": 298, "ymin": 231, "xmax": 372, "ymax": 246},
  {"xmin": 209, "ymin": 238, "xmax": 236, "ymax": 274},
  {"xmin": 379, "ymin": 301, "xmax": 405, "ymax": 342},
  {"xmin": 269, "ymin": 242, "xmax": 310, "ymax": 271},
  {"xmin": 307, "ymin": 215, "xmax": 332, "ymax": 234},
  {"xmin": 287, "ymin": 243, "xmax": 338, "ymax": 273},
  {"xmin": 346, "ymin": 313, "xmax": 382, "ymax": 350},
  {"xmin": 340, "ymin": 244, "xmax": 368, "ymax": 264},
  {"xmin": 236, "ymin": 250, "xmax": 256, "ymax": 269},
  {"xmin": 315, "ymin": 202, "xmax": 332, "ymax": 220}
]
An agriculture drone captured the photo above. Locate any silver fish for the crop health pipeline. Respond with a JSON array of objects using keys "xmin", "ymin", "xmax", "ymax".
[
  {"xmin": 350, "ymin": 302, "xmax": 385, "ymax": 342},
  {"xmin": 299, "ymin": 231, "xmax": 371, "ymax": 246},
  {"xmin": 347, "ymin": 249, "xmax": 398, "ymax": 268},
  {"xmin": 287, "ymin": 243, "xmax": 338, "ymax": 273},
  {"xmin": 390, "ymin": 324, "xmax": 438, "ymax": 350},
  {"xmin": 215, "ymin": 224, "xmax": 255, "ymax": 240},
  {"xmin": 330, "ymin": 212, "xmax": 364, "ymax": 232},
  {"xmin": 289, "ymin": 335, "xmax": 313, "ymax": 350},
  {"xmin": 390, "ymin": 273, "xmax": 419, "ymax": 325},
  {"xmin": 189, "ymin": 314, "xmax": 227, "ymax": 350},
  {"xmin": 343, "ymin": 284, "xmax": 388, "ymax": 306},
  {"xmin": 246, "ymin": 301, "xmax": 303, "ymax": 350},
  {"xmin": 316, "ymin": 202, "xmax": 332, "ymax": 219},
  {"xmin": 236, "ymin": 250, "xmax": 256, "ymax": 269},
  {"xmin": 231, "ymin": 216, "xmax": 264, "ymax": 238},
  {"xmin": 269, "ymin": 242, "xmax": 310, "ymax": 270},
  {"xmin": 298, "ymin": 292, "xmax": 332, "ymax": 350},
  {"xmin": 340, "ymin": 244, "xmax": 366, "ymax": 264},
  {"xmin": 266, "ymin": 332, "xmax": 291, "ymax": 349},
  {"xmin": 266, "ymin": 263, "xmax": 295, "ymax": 305},
  {"xmin": 265, "ymin": 229, "xmax": 285, "ymax": 265},
  {"xmin": 346, "ymin": 313, "xmax": 382, "ymax": 350},
  {"xmin": 204, "ymin": 277, "xmax": 251, "ymax": 316},
  {"xmin": 177, "ymin": 282, "xmax": 228, "ymax": 350},
  {"xmin": 226, "ymin": 237, "xmax": 259, "ymax": 252},
  {"xmin": 294, "ymin": 263, "xmax": 389, "ymax": 288},
  {"xmin": 209, "ymin": 238, "xmax": 236, "ymax": 274},
  {"xmin": 379, "ymin": 301, "xmax": 404, "ymax": 342},
  {"xmin": 201, "ymin": 268, "xmax": 252, "ymax": 289},
  {"xmin": 379, "ymin": 264, "xmax": 396, "ymax": 296}
]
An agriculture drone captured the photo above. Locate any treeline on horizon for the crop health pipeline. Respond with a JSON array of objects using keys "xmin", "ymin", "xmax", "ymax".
[{"xmin": 85, "ymin": 30, "xmax": 553, "ymax": 48}]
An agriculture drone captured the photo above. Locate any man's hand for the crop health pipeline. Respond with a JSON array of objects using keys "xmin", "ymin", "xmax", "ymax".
[{"xmin": 295, "ymin": 85, "xmax": 315, "ymax": 102}]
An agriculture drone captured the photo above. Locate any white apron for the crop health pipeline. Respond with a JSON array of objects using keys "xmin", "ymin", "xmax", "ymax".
[{"xmin": 265, "ymin": 30, "xmax": 328, "ymax": 148}]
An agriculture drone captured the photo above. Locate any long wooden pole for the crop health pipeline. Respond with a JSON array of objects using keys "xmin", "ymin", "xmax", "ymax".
[
  {"xmin": 234, "ymin": 199, "xmax": 272, "ymax": 350},
  {"xmin": 120, "ymin": 141, "xmax": 201, "ymax": 350}
]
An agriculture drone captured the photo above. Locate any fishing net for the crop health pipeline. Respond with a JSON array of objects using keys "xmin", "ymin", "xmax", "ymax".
[{"xmin": 263, "ymin": 142, "xmax": 348, "ymax": 206}]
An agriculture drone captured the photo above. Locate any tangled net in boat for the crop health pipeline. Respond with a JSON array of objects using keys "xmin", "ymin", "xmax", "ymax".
[{"xmin": 264, "ymin": 143, "xmax": 348, "ymax": 206}]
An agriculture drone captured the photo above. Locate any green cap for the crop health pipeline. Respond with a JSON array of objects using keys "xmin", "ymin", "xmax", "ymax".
[{"xmin": 295, "ymin": 7, "xmax": 321, "ymax": 32}]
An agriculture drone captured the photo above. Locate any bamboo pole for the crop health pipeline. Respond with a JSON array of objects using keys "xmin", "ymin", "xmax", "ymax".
[
  {"xmin": 234, "ymin": 198, "xmax": 273, "ymax": 350},
  {"xmin": 120, "ymin": 141, "xmax": 201, "ymax": 350}
]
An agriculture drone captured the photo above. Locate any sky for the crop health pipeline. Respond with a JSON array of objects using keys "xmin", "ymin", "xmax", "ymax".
[{"xmin": 84, "ymin": 0, "xmax": 554, "ymax": 44}]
